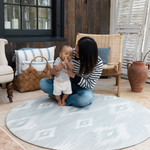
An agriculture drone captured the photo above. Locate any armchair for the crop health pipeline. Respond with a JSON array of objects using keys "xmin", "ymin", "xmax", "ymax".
[{"xmin": 0, "ymin": 38, "xmax": 14, "ymax": 102}]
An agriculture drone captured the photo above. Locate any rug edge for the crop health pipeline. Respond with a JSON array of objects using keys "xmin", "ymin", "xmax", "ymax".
[{"xmin": 0, "ymin": 127, "xmax": 26, "ymax": 150}]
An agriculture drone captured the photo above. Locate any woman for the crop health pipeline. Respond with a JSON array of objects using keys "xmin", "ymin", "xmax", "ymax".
[{"xmin": 39, "ymin": 37, "xmax": 103, "ymax": 107}]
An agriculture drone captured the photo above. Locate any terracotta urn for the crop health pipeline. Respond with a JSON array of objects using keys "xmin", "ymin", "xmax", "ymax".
[{"xmin": 127, "ymin": 61, "xmax": 150, "ymax": 92}]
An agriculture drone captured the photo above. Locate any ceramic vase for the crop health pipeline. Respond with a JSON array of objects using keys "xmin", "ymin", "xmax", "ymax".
[{"xmin": 127, "ymin": 61, "xmax": 150, "ymax": 92}]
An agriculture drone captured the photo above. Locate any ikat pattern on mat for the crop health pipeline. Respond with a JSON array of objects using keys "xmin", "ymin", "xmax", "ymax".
[{"xmin": 6, "ymin": 94, "xmax": 150, "ymax": 150}]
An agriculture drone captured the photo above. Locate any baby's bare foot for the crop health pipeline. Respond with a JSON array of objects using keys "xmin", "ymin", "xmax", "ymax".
[
  {"xmin": 58, "ymin": 101, "xmax": 62, "ymax": 106},
  {"xmin": 62, "ymin": 101, "xmax": 66, "ymax": 106}
]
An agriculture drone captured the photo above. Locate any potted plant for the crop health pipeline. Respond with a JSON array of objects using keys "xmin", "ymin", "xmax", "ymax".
[{"xmin": 127, "ymin": 50, "xmax": 150, "ymax": 92}]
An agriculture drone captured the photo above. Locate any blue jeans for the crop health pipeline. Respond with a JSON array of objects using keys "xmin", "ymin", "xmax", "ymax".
[{"xmin": 39, "ymin": 78, "xmax": 94, "ymax": 107}]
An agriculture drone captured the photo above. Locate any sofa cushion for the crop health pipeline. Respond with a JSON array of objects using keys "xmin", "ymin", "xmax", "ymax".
[
  {"xmin": 0, "ymin": 66, "xmax": 14, "ymax": 83},
  {"xmin": 0, "ymin": 66, "xmax": 13, "ymax": 75}
]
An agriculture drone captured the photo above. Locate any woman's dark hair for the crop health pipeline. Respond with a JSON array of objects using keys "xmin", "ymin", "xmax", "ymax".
[{"xmin": 78, "ymin": 36, "xmax": 98, "ymax": 75}]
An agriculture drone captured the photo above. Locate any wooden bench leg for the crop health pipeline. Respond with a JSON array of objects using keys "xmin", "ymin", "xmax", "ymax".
[
  {"xmin": 116, "ymin": 76, "xmax": 118, "ymax": 85},
  {"xmin": 6, "ymin": 82, "xmax": 13, "ymax": 103},
  {"xmin": 117, "ymin": 75, "xmax": 121, "ymax": 97}
]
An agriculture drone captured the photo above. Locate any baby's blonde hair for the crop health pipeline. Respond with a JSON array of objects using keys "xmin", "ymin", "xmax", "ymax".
[{"xmin": 61, "ymin": 45, "xmax": 73, "ymax": 52}]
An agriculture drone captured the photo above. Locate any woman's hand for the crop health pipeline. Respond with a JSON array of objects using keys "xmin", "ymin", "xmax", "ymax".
[
  {"xmin": 51, "ymin": 67, "xmax": 61, "ymax": 76},
  {"xmin": 64, "ymin": 68, "xmax": 75, "ymax": 78}
]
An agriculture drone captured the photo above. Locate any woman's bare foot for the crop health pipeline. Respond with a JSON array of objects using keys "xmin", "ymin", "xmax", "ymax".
[{"xmin": 48, "ymin": 95, "xmax": 55, "ymax": 99}]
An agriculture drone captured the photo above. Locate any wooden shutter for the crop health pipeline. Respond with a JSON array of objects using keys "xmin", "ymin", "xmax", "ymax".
[
  {"xmin": 142, "ymin": 4, "xmax": 150, "ymax": 82},
  {"xmin": 115, "ymin": 0, "xmax": 149, "ymax": 75}
]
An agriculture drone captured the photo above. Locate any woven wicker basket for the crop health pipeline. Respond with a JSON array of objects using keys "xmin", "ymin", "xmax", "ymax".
[{"xmin": 13, "ymin": 56, "xmax": 52, "ymax": 92}]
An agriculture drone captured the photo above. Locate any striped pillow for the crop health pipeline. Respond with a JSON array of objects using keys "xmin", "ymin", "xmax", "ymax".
[
  {"xmin": 21, "ymin": 60, "xmax": 54, "ymax": 74},
  {"xmin": 15, "ymin": 46, "xmax": 55, "ymax": 76}
]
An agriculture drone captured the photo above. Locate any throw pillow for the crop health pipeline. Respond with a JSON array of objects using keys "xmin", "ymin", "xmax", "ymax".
[
  {"xmin": 15, "ymin": 46, "xmax": 56, "ymax": 76},
  {"xmin": 98, "ymin": 47, "xmax": 111, "ymax": 65}
]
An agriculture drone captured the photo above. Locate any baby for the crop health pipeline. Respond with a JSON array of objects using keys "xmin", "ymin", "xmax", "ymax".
[{"xmin": 53, "ymin": 45, "xmax": 74, "ymax": 106}]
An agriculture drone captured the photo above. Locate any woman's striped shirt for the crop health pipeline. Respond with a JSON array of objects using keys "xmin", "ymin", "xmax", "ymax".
[{"xmin": 71, "ymin": 50, "xmax": 103, "ymax": 89}]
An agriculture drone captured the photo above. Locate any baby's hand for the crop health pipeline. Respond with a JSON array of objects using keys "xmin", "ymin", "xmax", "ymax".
[
  {"xmin": 61, "ymin": 61, "xmax": 66, "ymax": 67},
  {"xmin": 64, "ymin": 58, "xmax": 69, "ymax": 64}
]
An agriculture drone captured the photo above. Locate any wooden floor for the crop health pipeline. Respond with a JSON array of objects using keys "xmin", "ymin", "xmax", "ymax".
[
  {"xmin": 0, "ymin": 127, "xmax": 25, "ymax": 150},
  {"xmin": 0, "ymin": 77, "xmax": 150, "ymax": 150}
]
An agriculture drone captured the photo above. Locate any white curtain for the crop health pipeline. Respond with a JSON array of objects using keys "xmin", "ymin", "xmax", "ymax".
[{"xmin": 110, "ymin": 0, "xmax": 118, "ymax": 34}]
